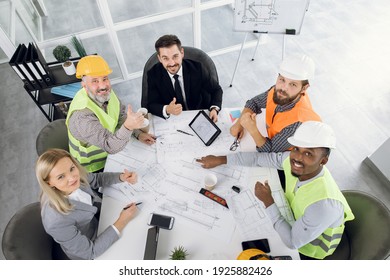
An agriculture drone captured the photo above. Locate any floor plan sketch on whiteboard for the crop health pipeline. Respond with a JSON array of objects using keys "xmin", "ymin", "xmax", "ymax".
[
  {"xmin": 234, "ymin": 0, "xmax": 309, "ymax": 34},
  {"xmin": 239, "ymin": 0, "xmax": 278, "ymax": 25}
]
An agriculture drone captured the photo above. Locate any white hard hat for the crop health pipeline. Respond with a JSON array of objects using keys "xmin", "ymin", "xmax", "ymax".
[
  {"xmin": 288, "ymin": 121, "xmax": 336, "ymax": 149},
  {"xmin": 278, "ymin": 55, "xmax": 315, "ymax": 80}
]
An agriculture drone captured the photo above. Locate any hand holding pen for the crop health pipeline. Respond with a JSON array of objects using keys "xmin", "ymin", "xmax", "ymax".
[
  {"xmin": 115, "ymin": 202, "xmax": 140, "ymax": 232},
  {"xmin": 123, "ymin": 202, "xmax": 142, "ymax": 210}
]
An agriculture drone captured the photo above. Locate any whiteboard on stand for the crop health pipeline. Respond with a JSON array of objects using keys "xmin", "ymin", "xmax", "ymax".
[{"xmin": 234, "ymin": 0, "xmax": 310, "ymax": 35}]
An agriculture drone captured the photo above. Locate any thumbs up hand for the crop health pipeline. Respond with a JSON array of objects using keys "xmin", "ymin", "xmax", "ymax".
[
  {"xmin": 166, "ymin": 97, "xmax": 183, "ymax": 116},
  {"xmin": 124, "ymin": 105, "xmax": 144, "ymax": 130}
]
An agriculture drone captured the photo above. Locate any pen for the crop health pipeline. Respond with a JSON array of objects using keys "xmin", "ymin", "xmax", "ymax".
[
  {"xmin": 177, "ymin": 129, "xmax": 194, "ymax": 136},
  {"xmin": 123, "ymin": 202, "xmax": 142, "ymax": 210}
]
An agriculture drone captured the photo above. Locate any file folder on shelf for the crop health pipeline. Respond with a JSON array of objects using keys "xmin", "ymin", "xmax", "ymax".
[
  {"xmin": 32, "ymin": 42, "xmax": 55, "ymax": 86},
  {"xmin": 16, "ymin": 44, "xmax": 41, "ymax": 90},
  {"xmin": 25, "ymin": 43, "xmax": 47, "ymax": 88},
  {"xmin": 9, "ymin": 44, "xmax": 36, "ymax": 91},
  {"xmin": 50, "ymin": 82, "xmax": 80, "ymax": 99}
]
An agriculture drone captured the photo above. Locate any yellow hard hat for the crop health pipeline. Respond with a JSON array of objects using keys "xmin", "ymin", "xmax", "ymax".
[
  {"xmin": 76, "ymin": 55, "xmax": 112, "ymax": 79},
  {"xmin": 237, "ymin": 249, "xmax": 270, "ymax": 260}
]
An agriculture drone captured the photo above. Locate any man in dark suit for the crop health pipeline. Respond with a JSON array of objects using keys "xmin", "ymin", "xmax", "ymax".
[{"xmin": 146, "ymin": 34, "xmax": 223, "ymax": 122}]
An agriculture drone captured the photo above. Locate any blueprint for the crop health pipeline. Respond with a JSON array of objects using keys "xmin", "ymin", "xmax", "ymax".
[
  {"xmin": 103, "ymin": 109, "xmax": 294, "ymax": 243},
  {"xmin": 227, "ymin": 165, "xmax": 294, "ymax": 240},
  {"xmin": 234, "ymin": 0, "xmax": 310, "ymax": 34},
  {"xmin": 153, "ymin": 110, "xmax": 235, "ymax": 163}
]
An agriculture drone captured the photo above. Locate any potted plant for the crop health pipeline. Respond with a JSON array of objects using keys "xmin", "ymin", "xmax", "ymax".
[
  {"xmin": 169, "ymin": 245, "xmax": 189, "ymax": 260},
  {"xmin": 53, "ymin": 45, "xmax": 76, "ymax": 75},
  {"xmin": 70, "ymin": 35, "xmax": 87, "ymax": 58}
]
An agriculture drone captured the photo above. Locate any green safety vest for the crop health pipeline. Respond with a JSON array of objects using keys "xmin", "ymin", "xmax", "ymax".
[
  {"xmin": 283, "ymin": 157, "xmax": 354, "ymax": 259},
  {"xmin": 66, "ymin": 88, "xmax": 120, "ymax": 172}
]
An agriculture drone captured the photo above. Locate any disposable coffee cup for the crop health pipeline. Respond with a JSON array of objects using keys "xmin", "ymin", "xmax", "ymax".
[
  {"xmin": 137, "ymin": 108, "xmax": 148, "ymax": 116},
  {"xmin": 204, "ymin": 173, "xmax": 218, "ymax": 191},
  {"xmin": 137, "ymin": 108, "xmax": 149, "ymax": 132}
]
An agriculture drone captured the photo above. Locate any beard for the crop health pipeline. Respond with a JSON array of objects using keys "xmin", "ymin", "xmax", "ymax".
[
  {"xmin": 290, "ymin": 171, "xmax": 300, "ymax": 178},
  {"xmin": 166, "ymin": 63, "xmax": 180, "ymax": 75},
  {"xmin": 273, "ymin": 89, "xmax": 300, "ymax": 106},
  {"xmin": 87, "ymin": 88, "xmax": 111, "ymax": 104}
]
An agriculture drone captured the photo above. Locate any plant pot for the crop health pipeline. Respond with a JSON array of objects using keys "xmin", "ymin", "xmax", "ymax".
[{"xmin": 62, "ymin": 61, "xmax": 76, "ymax": 75}]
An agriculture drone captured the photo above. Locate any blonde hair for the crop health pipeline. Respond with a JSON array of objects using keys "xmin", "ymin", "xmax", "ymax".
[{"xmin": 36, "ymin": 149, "xmax": 88, "ymax": 214}]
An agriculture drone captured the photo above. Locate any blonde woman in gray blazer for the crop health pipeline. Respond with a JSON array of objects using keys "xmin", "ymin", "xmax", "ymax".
[{"xmin": 36, "ymin": 149, "xmax": 138, "ymax": 260}]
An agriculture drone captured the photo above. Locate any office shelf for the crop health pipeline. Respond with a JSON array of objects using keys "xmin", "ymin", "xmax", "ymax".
[{"xmin": 24, "ymin": 63, "xmax": 79, "ymax": 122}]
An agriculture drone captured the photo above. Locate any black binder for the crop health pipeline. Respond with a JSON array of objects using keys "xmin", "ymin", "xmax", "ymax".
[
  {"xmin": 32, "ymin": 42, "xmax": 55, "ymax": 86},
  {"xmin": 9, "ymin": 44, "xmax": 35, "ymax": 91},
  {"xmin": 25, "ymin": 43, "xmax": 47, "ymax": 88},
  {"xmin": 15, "ymin": 44, "xmax": 41, "ymax": 90}
]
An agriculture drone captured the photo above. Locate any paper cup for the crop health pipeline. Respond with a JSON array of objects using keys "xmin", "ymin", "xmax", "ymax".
[
  {"xmin": 204, "ymin": 173, "xmax": 218, "ymax": 191},
  {"xmin": 137, "ymin": 108, "xmax": 149, "ymax": 132},
  {"xmin": 140, "ymin": 118, "xmax": 149, "ymax": 128},
  {"xmin": 137, "ymin": 108, "xmax": 148, "ymax": 116}
]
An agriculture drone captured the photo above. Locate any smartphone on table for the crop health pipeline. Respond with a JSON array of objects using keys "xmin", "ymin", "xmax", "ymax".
[
  {"xmin": 241, "ymin": 238, "xmax": 271, "ymax": 253},
  {"xmin": 148, "ymin": 213, "xmax": 175, "ymax": 230}
]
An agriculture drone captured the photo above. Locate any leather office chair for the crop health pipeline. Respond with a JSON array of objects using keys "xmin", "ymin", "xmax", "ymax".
[
  {"xmin": 326, "ymin": 190, "xmax": 390, "ymax": 260},
  {"xmin": 36, "ymin": 119, "xmax": 69, "ymax": 156},
  {"xmin": 141, "ymin": 46, "xmax": 220, "ymax": 108},
  {"xmin": 2, "ymin": 202, "xmax": 69, "ymax": 260}
]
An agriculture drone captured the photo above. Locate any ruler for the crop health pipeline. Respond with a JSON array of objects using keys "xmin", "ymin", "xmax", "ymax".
[{"xmin": 199, "ymin": 188, "xmax": 229, "ymax": 209}]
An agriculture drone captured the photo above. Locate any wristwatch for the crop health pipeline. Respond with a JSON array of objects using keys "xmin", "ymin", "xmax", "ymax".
[{"xmin": 210, "ymin": 107, "xmax": 220, "ymax": 114}]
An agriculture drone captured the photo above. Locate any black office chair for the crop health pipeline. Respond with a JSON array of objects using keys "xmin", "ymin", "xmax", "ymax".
[
  {"xmin": 2, "ymin": 202, "xmax": 69, "ymax": 260},
  {"xmin": 326, "ymin": 190, "xmax": 390, "ymax": 260},
  {"xmin": 141, "ymin": 46, "xmax": 220, "ymax": 108},
  {"xmin": 36, "ymin": 119, "xmax": 69, "ymax": 156}
]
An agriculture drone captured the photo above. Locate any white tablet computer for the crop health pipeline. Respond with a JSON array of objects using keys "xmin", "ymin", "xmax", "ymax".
[{"xmin": 189, "ymin": 110, "xmax": 221, "ymax": 146}]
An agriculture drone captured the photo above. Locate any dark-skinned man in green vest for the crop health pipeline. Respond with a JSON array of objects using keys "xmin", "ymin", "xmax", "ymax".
[
  {"xmin": 66, "ymin": 55, "xmax": 156, "ymax": 173},
  {"xmin": 198, "ymin": 121, "xmax": 355, "ymax": 259}
]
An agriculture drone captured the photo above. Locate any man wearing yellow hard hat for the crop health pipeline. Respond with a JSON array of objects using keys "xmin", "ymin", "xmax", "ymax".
[
  {"xmin": 232, "ymin": 121, "xmax": 354, "ymax": 259},
  {"xmin": 66, "ymin": 55, "xmax": 156, "ymax": 173}
]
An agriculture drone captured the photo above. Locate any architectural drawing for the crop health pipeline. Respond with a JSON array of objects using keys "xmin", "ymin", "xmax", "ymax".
[
  {"xmin": 234, "ymin": 0, "xmax": 309, "ymax": 34},
  {"xmin": 228, "ymin": 189, "xmax": 274, "ymax": 240},
  {"xmin": 153, "ymin": 110, "xmax": 235, "ymax": 163},
  {"xmin": 156, "ymin": 187, "xmax": 236, "ymax": 243},
  {"xmin": 239, "ymin": 0, "xmax": 278, "ymax": 25},
  {"xmin": 102, "ymin": 109, "xmax": 293, "ymax": 242}
]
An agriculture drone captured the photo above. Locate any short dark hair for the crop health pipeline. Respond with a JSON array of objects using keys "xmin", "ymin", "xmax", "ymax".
[
  {"xmin": 301, "ymin": 80, "xmax": 309, "ymax": 87},
  {"xmin": 155, "ymin": 34, "xmax": 182, "ymax": 53},
  {"xmin": 322, "ymin": 147, "xmax": 331, "ymax": 157}
]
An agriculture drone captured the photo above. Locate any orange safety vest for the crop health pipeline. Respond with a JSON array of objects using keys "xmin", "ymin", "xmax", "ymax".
[{"xmin": 265, "ymin": 87, "xmax": 321, "ymax": 139}]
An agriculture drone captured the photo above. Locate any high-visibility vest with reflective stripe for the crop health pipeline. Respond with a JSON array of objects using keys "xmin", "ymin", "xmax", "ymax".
[
  {"xmin": 265, "ymin": 87, "xmax": 321, "ymax": 139},
  {"xmin": 66, "ymin": 88, "xmax": 120, "ymax": 172},
  {"xmin": 282, "ymin": 157, "xmax": 354, "ymax": 259}
]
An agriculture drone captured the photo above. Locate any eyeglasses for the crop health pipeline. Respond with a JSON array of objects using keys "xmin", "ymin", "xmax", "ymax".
[{"xmin": 229, "ymin": 138, "xmax": 240, "ymax": 151}]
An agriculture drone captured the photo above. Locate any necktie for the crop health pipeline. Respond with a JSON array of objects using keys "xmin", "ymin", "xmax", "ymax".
[{"xmin": 173, "ymin": 74, "xmax": 186, "ymax": 109}]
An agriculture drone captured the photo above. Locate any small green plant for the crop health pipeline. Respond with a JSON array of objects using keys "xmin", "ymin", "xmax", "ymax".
[
  {"xmin": 53, "ymin": 45, "xmax": 71, "ymax": 63},
  {"xmin": 70, "ymin": 35, "xmax": 87, "ymax": 57},
  {"xmin": 169, "ymin": 245, "xmax": 188, "ymax": 260}
]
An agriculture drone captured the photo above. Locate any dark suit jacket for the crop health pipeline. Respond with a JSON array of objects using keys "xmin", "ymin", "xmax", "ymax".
[{"xmin": 146, "ymin": 59, "xmax": 223, "ymax": 118}]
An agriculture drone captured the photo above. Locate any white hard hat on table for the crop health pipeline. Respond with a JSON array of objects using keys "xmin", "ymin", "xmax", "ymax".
[
  {"xmin": 287, "ymin": 121, "xmax": 336, "ymax": 149},
  {"xmin": 278, "ymin": 55, "xmax": 315, "ymax": 80}
]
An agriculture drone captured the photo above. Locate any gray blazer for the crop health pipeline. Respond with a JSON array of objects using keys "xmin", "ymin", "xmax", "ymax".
[{"xmin": 41, "ymin": 172, "xmax": 121, "ymax": 260}]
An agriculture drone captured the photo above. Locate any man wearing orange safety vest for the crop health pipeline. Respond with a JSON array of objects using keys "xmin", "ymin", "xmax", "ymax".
[{"xmin": 230, "ymin": 55, "xmax": 321, "ymax": 153}]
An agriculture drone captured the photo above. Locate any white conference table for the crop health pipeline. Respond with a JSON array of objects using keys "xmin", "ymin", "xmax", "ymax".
[{"xmin": 97, "ymin": 109, "xmax": 299, "ymax": 260}]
